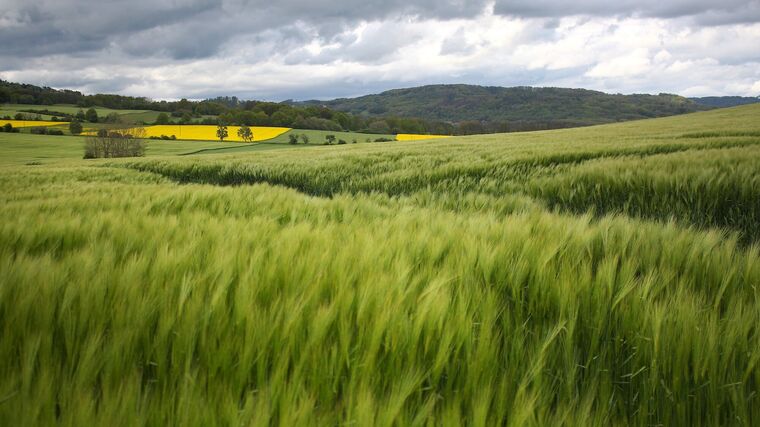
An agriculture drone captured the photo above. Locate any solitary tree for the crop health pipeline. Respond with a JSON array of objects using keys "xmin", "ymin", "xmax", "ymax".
[
  {"xmin": 300, "ymin": 134, "xmax": 310, "ymax": 144},
  {"xmin": 155, "ymin": 113, "xmax": 170, "ymax": 125},
  {"xmin": 76, "ymin": 110, "xmax": 86, "ymax": 121},
  {"xmin": 325, "ymin": 134, "xmax": 336, "ymax": 145},
  {"xmin": 85, "ymin": 108, "xmax": 99, "ymax": 123},
  {"xmin": 217, "ymin": 123, "xmax": 229, "ymax": 142},
  {"xmin": 69, "ymin": 120, "xmax": 83, "ymax": 135},
  {"xmin": 237, "ymin": 125, "xmax": 253, "ymax": 142},
  {"xmin": 84, "ymin": 107, "xmax": 98, "ymax": 123},
  {"xmin": 288, "ymin": 134, "xmax": 298, "ymax": 144}
]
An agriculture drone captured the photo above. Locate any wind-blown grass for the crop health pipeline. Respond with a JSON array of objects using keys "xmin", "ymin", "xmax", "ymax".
[{"xmin": 1, "ymin": 104, "xmax": 759, "ymax": 425}]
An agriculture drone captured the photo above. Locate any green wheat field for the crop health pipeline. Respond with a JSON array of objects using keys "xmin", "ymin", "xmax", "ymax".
[{"xmin": 1, "ymin": 104, "xmax": 759, "ymax": 425}]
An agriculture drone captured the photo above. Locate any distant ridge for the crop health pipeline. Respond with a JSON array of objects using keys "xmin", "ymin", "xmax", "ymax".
[
  {"xmin": 297, "ymin": 84, "xmax": 710, "ymax": 125},
  {"xmin": 690, "ymin": 96, "xmax": 760, "ymax": 108}
]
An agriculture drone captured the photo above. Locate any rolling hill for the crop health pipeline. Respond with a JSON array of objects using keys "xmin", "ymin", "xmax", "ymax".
[
  {"xmin": 299, "ymin": 84, "xmax": 710, "ymax": 125},
  {"xmin": 690, "ymin": 96, "xmax": 760, "ymax": 108}
]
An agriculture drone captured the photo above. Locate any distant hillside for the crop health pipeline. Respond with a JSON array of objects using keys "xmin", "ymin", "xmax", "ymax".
[
  {"xmin": 690, "ymin": 96, "xmax": 760, "ymax": 108},
  {"xmin": 300, "ymin": 85, "xmax": 710, "ymax": 126},
  {"xmin": 3, "ymin": 79, "xmax": 729, "ymax": 135}
]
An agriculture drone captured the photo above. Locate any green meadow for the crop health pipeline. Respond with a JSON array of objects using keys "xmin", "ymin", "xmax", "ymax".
[
  {"xmin": 1, "ymin": 104, "xmax": 759, "ymax": 425},
  {"xmin": 0, "ymin": 103, "xmax": 163, "ymax": 123}
]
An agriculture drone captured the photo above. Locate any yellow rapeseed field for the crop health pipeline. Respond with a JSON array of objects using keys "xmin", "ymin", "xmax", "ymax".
[
  {"xmin": 140, "ymin": 125, "xmax": 290, "ymax": 142},
  {"xmin": 395, "ymin": 133, "xmax": 451, "ymax": 141},
  {"xmin": 0, "ymin": 120, "xmax": 68, "ymax": 128}
]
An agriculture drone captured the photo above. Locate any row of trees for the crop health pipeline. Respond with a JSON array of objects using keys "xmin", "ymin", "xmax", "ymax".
[
  {"xmin": 7, "ymin": 107, "xmax": 101, "ymax": 124},
  {"xmin": 214, "ymin": 124, "xmax": 253, "ymax": 142},
  {"xmin": 2, "ymin": 79, "xmax": 588, "ymax": 136},
  {"xmin": 83, "ymin": 128, "xmax": 145, "ymax": 158}
]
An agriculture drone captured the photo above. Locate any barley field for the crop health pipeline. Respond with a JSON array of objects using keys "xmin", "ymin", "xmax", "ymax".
[{"xmin": 1, "ymin": 104, "xmax": 759, "ymax": 426}]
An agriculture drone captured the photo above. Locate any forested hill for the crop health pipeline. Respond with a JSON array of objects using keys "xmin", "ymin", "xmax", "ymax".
[
  {"xmin": 299, "ymin": 85, "xmax": 710, "ymax": 125},
  {"xmin": 690, "ymin": 96, "xmax": 760, "ymax": 108},
  {"xmin": 1, "ymin": 79, "xmax": 725, "ymax": 134}
]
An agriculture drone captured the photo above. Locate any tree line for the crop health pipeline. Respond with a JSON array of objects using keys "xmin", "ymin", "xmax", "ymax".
[{"xmin": 0, "ymin": 79, "xmax": 596, "ymax": 135}]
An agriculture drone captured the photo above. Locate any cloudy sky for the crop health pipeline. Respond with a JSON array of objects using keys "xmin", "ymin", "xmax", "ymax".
[{"xmin": 1, "ymin": 0, "xmax": 759, "ymax": 100}]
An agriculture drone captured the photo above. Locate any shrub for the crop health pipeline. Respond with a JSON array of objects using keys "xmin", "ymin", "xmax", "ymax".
[
  {"xmin": 85, "ymin": 108, "xmax": 99, "ymax": 123},
  {"xmin": 30, "ymin": 127, "xmax": 48, "ymax": 135},
  {"xmin": 84, "ymin": 128, "xmax": 146, "ymax": 159},
  {"xmin": 374, "ymin": 137, "xmax": 393, "ymax": 142},
  {"xmin": 288, "ymin": 134, "xmax": 298, "ymax": 145},
  {"xmin": 48, "ymin": 129, "xmax": 64, "ymax": 136},
  {"xmin": 69, "ymin": 120, "xmax": 83, "ymax": 135},
  {"xmin": 1, "ymin": 123, "xmax": 10, "ymax": 132},
  {"xmin": 338, "ymin": 139, "xmax": 347, "ymax": 145},
  {"xmin": 103, "ymin": 112, "xmax": 122, "ymax": 124}
]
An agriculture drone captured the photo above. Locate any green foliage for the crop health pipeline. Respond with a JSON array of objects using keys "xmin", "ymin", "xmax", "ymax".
[
  {"xmin": 102, "ymin": 112, "xmax": 123, "ymax": 124},
  {"xmin": 690, "ymin": 96, "xmax": 760, "ymax": 108},
  {"xmin": 306, "ymin": 84, "xmax": 710, "ymax": 126},
  {"xmin": 1, "ymin": 105, "xmax": 759, "ymax": 425},
  {"xmin": 216, "ymin": 124, "xmax": 228, "ymax": 142},
  {"xmin": 83, "ymin": 129, "xmax": 146, "ymax": 158},
  {"xmin": 85, "ymin": 107, "xmax": 99, "ymax": 123},
  {"xmin": 155, "ymin": 112, "xmax": 170, "ymax": 125},
  {"xmin": 236, "ymin": 125, "xmax": 253, "ymax": 142},
  {"xmin": 68, "ymin": 119, "xmax": 83, "ymax": 135}
]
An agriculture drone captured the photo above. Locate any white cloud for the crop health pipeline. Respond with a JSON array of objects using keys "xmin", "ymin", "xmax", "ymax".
[{"xmin": 1, "ymin": 4, "xmax": 759, "ymax": 99}]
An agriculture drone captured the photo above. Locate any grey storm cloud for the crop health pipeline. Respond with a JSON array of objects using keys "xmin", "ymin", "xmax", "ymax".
[
  {"xmin": 0, "ymin": 0, "xmax": 490, "ymax": 59},
  {"xmin": 1, "ymin": 0, "xmax": 757, "ymax": 61},
  {"xmin": 493, "ymin": 0, "xmax": 760, "ymax": 25},
  {"xmin": 1, "ymin": 0, "xmax": 759, "ymax": 100}
]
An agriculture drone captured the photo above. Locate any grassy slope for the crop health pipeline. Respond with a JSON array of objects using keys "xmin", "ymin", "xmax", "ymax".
[
  {"xmin": 1, "ymin": 105, "xmax": 759, "ymax": 425},
  {"xmin": 269, "ymin": 129, "xmax": 395, "ymax": 144},
  {"xmin": 187, "ymin": 129, "xmax": 398, "ymax": 156},
  {"xmin": 1, "ymin": 104, "xmax": 163, "ymax": 124},
  {"xmin": 0, "ymin": 133, "xmax": 276, "ymax": 165}
]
